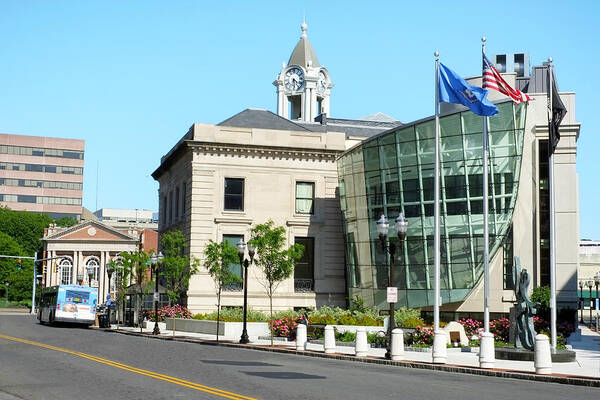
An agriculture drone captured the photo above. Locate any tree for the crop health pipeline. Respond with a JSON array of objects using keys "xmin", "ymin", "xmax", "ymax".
[
  {"xmin": 0, "ymin": 207, "xmax": 53, "ymax": 255},
  {"xmin": 119, "ymin": 250, "xmax": 151, "ymax": 332},
  {"xmin": 108, "ymin": 258, "xmax": 131, "ymax": 328},
  {"xmin": 203, "ymin": 240, "xmax": 241, "ymax": 341},
  {"xmin": 0, "ymin": 232, "xmax": 31, "ymax": 304},
  {"xmin": 160, "ymin": 230, "xmax": 199, "ymax": 305},
  {"xmin": 54, "ymin": 216, "xmax": 78, "ymax": 228},
  {"xmin": 249, "ymin": 220, "xmax": 303, "ymax": 345}
]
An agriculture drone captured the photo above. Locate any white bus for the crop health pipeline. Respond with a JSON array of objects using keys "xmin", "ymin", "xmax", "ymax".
[{"xmin": 38, "ymin": 285, "xmax": 98, "ymax": 326}]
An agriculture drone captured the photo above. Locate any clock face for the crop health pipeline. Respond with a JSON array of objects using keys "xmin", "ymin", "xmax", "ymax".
[
  {"xmin": 285, "ymin": 67, "xmax": 304, "ymax": 91},
  {"xmin": 317, "ymin": 71, "xmax": 327, "ymax": 94}
]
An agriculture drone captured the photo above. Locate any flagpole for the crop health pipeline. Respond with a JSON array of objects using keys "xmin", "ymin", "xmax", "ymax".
[
  {"xmin": 434, "ymin": 52, "xmax": 440, "ymax": 334},
  {"xmin": 482, "ymin": 37, "xmax": 490, "ymax": 333},
  {"xmin": 479, "ymin": 36, "xmax": 495, "ymax": 369},
  {"xmin": 548, "ymin": 57, "xmax": 557, "ymax": 351},
  {"xmin": 431, "ymin": 51, "xmax": 446, "ymax": 364}
]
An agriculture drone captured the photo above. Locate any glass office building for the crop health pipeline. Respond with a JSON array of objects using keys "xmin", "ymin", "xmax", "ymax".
[{"xmin": 338, "ymin": 100, "xmax": 527, "ymax": 309}]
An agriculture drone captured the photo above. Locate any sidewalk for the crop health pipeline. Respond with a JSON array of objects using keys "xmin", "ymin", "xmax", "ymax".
[{"xmin": 102, "ymin": 324, "xmax": 600, "ymax": 387}]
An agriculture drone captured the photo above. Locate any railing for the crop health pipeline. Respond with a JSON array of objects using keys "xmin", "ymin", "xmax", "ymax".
[{"xmin": 294, "ymin": 279, "xmax": 314, "ymax": 293}]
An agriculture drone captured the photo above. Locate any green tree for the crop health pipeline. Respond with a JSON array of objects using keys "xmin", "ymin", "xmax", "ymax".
[
  {"xmin": 160, "ymin": 230, "xmax": 200, "ymax": 305},
  {"xmin": 0, "ymin": 207, "xmax": 53, "ymax": 255},
  {"xmin": 119, "ymin": 250, "xmax": 151, "ymax": 332},
  {"xmin": 0, "ymin": 232, "xmax": 31, "ymax": 304},
  {"xmin": 54, "ymin": 216, "xmax": 78, "ymax": 228},
  {"xmin": 108, "ymin": 258, "xmax": 131, "ymax": 328},
  {"xmin": 249, "ymin": 220, "xmax": 303, "ymax": 345},
  {"xmin": 203, "ymin": 240, "xmax": 241, "ymax": 341}
]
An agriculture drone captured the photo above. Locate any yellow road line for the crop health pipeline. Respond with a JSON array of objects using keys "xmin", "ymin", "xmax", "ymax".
[{"xmin": 0, "ymin": 334, "xmax": 259, "ymax": 400}]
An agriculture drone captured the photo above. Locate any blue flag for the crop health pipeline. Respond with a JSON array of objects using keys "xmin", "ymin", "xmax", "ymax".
[{"xmin": 439, "ymin": 62, "xmax": 498, "ymax": 117}]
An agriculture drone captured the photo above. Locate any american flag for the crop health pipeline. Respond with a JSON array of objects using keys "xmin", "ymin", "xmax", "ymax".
[{"xmin": 482, "ymin": 54, "xmax": 531, "ymax": 103}]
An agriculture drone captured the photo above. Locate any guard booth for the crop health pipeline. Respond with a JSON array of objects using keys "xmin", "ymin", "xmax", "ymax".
[{"xmin": 123, "ymin": 283, "xmax": 169, "ymax": 327}]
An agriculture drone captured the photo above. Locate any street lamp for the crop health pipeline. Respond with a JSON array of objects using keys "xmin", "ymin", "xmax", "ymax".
[
  {"xmin": 4, "ymin": 282, "xmax": 9, "ymax": 304},
  {"xmin": 595, "ymin": 273, "xmax": 600, "ymax": 311},
  {"xmin": 579, "ymin": 280, "xmax": 585, "ymax": 324},
  {"xmin": 377, "ymin": 213, "xmax": 408, "ymax": 360},
  {"xmin": 588, "ymin": 279, "xmax": 594, "ymax": 326},
  {"xmin": 106, "ymin": 262, "xmax": 115, "ymax": 328},
  {"xmin": 150, "ymin": 251, "xmax": 164, "ymax": 335},
  {"xmin": 237, "ymin": 239, "xmax": 256, "ymax": 344}
]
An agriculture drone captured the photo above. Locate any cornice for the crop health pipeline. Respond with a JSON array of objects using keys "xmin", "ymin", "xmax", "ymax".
[{"xmin": 189, "ymin": 141, "xmax": 341, "ymax": 162}]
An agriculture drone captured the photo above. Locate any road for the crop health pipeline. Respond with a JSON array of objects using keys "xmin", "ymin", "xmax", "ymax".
[{"xmin": 0, "ymin": 313, "xmax": 596, "ymax": 400}]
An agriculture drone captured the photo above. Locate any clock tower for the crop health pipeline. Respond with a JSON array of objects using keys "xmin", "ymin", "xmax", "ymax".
[{"xmin": 274, "ymin": 22, "xmax": 332, "ymax": 122}]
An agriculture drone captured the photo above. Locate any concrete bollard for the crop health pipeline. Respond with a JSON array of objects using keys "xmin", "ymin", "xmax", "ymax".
[
  {"xmin": 324, "ymin": 325, "xmax": 336, "ymax": 354},
  {"xmin": 479, "ymin": 332, "xmax": 495, "ymax": 369},
  {"xmin": 355, "ymin": 327, "xmax": 368, "ymax": 357},
  {"xmin": 534, "ymin": 334, "xmax": 552, "ymax": 375},
  {"xmin": 432, "ymin": 330, "xmax": 447, "ymax": 364},
  {"xmin": 391, "ymin": 328, "xmax": 404, "ymax": 361},
  {"xmin": 296, "ymin": 324, "xmax": 307, "ymax": 351}
]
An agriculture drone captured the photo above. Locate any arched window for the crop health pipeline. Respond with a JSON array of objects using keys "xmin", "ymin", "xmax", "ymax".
[
  {"xmin": 59, "ymin": 257, "xmax": 73, "ymax": 285},
  {"xmin": 85, "ymin": 256, "xmax": 100, "ymax": 286}
]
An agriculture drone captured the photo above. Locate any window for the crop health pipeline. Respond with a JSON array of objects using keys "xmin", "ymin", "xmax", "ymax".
[
  {"xmin": 223, "ymin": 235, "xmax": 243, "ymax": 290},
  {"xmin": 294, "ymin": 237, "xmax": 314, "ymax": 292},
  {"xmin": 175, "ymin": 187, "xmax": 180, "ymax": 220},
  {"xmin": 182, "ymin": 183, "xmax": 186, "ymax": 218},
  {"xmin": 85, "ymin": 257, "xmax": 100, "ymax": 285},
  {"xmin": 224, "ymin": 178, "xmax": 244, "ymax": 211},
  {"xmin": 295, "ymin": 182, "xmax": 314, "ymax": 214},
  {"xmin": 59, "ymin": 258, "xmax": 73, "ymax": 285}
]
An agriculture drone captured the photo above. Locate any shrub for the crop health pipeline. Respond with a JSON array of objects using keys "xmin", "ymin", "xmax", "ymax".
[
  {"xmin": 394, "ymin": 307, "xmax": 421, "ymax": 327},
  {"xmin": 199, "ymin": 307, "xmax": 268, "ymax": 322},
  {"xmin": 531, "ymin": 286, "xmax": 551, "ymax": 309},
  {"xmin": 335, "ymin": 331, "xmax": 356, "ymax": 342},
  {"xmin": 271, "ymin": 316, "xmax": 298, "ymax": 338},
  {"xmin": 161, "ymin": 304, "xmax": 193, "ymax": 319},
  {"xmin": 489, "ymin": 318, "xmax": 510, "ymax": 342},
  {"xmin": 411, "ymin": 326, "xmax": 434, "ymax": 346},
  {"xmin": 144, "ymin": 309, "xmax": 166, "ymax": 322},
  {"xmin": 348, "ymin": 295, "xmax": 369, "ymax": 314},
  {"xmin": 398, "ymin": 316, "xmax": 425, "ymax": 328},
  {"xmin": 355, "ymin": 315, "xmax": 379, "ymax": 326},
  {"xmin": 309, "ymin": 315, "xmax": 337, "ymax": 325},
  {"xmin": 337, "ymin": 314, "xmax": 357, "ymax": 326},
  {"xmin": 533, "ymin": 316, "xmax": 549, "ymax": 333},
  {"xmin": 192, "ymin": 313, "xmax": 206, "ymax": 320},
  {"xmin": 457, "ymin": 318, "xmax": 483, "ymax": 338}
]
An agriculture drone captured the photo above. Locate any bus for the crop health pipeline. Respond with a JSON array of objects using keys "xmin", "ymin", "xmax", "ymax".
[{"xmin": 38, "ymin": 285, "xmax": 98, "ymax": 326}]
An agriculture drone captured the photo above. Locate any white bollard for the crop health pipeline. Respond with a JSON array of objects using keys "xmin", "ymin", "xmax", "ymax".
[
  {"xmin": 296, "ymin": 324, "xmax": 307, "ymax": 351},
  {"xmin": 391, "ymin": 328, "xmax": 404, "ymax": 361},
  {"xmin": 534, "ymin": 334, "xmax": 552, "ymax": 375},
  {"xmin": 432, "ymin": 330, "xmax": 447, "ymax": 364},
  {"xmin": 355, "ymin": 327, "xmax": 368, "ymax": 357},
  {"xmin": 479, "ymin": 331, "xmax": 495, "ymax": 369},
  {"xmin": 324, "ymin": 325, "xmax": 336, "ymax": 354}
]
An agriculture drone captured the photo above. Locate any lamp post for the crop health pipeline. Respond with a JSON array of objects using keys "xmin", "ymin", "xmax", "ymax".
[
  {"xmin": 106, "ymin": 263, "xmax": 115, "ymax": 328},
  {"xmin": 579, "ymin": 280, "xmax": 585, "ymax": 324},
  {"xmin": 588, "ymin": 279, "xmax": 594, "ymax": 327},
  {"xmin": 377, "ymin": 213, "xmax": 408, "ymax": 360},
  {"xmin": 237, "ymin": 239, "xmax": 256, "ymax": 344},
  {"xmin": 4, "ymin": 282, "xmax": 9, "ymax": 304},
  {"xmin": 150, "ymin": 252, "xmax": 164, "ymax": 335},
  {"xmin": 595, "ymin": 273, "xmax": 600, "ymax": 316}
]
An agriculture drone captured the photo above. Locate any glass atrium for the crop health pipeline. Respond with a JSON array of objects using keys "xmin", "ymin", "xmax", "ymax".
[{"xmin": 337, "ymin": 101, "xmax": 527, "ymax": 309}]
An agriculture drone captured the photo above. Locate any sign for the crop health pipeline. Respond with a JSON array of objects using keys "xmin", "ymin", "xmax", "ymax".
[
  {"xmin": 153, "ymin": 292, "xmax": 160, "ymax": 301},
  {"xmin": 386, "ymin": 287, "xmax": 398, "ymax": 303}
]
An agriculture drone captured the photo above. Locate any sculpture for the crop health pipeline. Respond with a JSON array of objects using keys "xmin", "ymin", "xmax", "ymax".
[{"xmin": 512, "ymin": 257, "xmax": 536, "ymax": 350}]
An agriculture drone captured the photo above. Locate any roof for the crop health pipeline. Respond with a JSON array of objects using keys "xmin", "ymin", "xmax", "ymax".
[
  {"xmin": 288, "ymin": 23, "xmax": 320, "ymax": 68},
  {"xmin": 217, "ymin": 109, "xmax": 312, "ymax": 132},
  {"xmin": 360, "ymin": 112, "xmax": 400, "ymax": 123},
  {"xmin": 296, "ymin": 114, "xmax": 403, "ymax": 138}
]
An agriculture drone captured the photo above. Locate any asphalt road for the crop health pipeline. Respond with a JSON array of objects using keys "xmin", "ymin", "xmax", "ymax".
[{"xmin": 0, "ymin": 313, "xmax": 597, "ymax": 400}]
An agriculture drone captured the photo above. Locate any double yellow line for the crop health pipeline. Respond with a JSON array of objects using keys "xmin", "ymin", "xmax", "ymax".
[{"xmin": 0, "ymin": 334, "xmax": 258, "ymax": 400}]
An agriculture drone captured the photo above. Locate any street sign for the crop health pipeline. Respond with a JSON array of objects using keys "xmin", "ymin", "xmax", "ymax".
[
  {"xmin": 386, "ymin": 287, "xmax": 397, "ymax": 303},
  {"xmin": 153, "ymin": 292, "xmax": 160, "ymax": 301}
]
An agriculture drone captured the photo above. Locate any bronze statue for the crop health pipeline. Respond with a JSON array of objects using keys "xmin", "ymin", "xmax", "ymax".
[{"xmin": 512, "ymin": 257, "xmax": 536, "ymax": 350}]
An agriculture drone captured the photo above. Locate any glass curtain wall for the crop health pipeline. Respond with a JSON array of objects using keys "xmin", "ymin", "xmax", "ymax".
[{"xmin": 338, "ymin": 101, "xmax": 526, "ymax": 309}]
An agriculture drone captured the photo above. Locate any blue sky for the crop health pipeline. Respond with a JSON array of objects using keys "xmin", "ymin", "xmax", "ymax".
[{"xmin": 1, "ymin": 1, "xmax": 598, "ymax": 238}]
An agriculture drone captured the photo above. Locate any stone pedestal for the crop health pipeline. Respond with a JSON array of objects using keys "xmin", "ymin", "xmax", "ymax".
[
  {"xmin": 432, "ymin": 330, "xmax": 447, "ymax": 364},
  {"xmin": 324, "ymin": 325, "xmax": 336, "ymax": 354},
  {"xmin": 391, "ymin": 328, "xmax": 404, "ymax": 361},
  {"xmin": 508, "ymin": 306, "xmax": 517, "ymax": 345},
  {"xmin": 296, "ymin": 324, "xmax": 307, "ymax": 351},
  {"xmin": 355, "ymin": 327, "xmax": 368, "ymax": 357},
  {"xmin": 479, "ymin": 332, "xmax": 495, "ymax": 369},
  {"xmin": 534, "ymin": 334, "xmax": 552, "ymax": 374}
]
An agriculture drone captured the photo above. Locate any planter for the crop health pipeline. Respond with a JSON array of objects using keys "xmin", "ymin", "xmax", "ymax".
[
  {"xmin": 165, "ymin": 318, "xmax": 270, "ymax": 339},
  {"xmin": 143, "ymin": 321, "xmax": 167, "ymax": 332}
]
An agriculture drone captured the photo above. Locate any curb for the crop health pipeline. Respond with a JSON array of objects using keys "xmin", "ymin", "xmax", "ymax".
[{"xmin": 99, "ymin": 328, "xmax": 600, "ymax": 388}]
